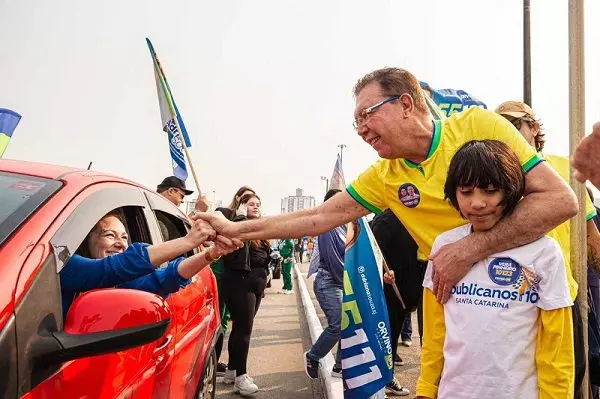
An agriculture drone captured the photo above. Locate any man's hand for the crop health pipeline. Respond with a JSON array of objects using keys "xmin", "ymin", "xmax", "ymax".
[
  {"xmin": 573, "ymin": 122, "xmax": 600, "ymax": 188},
  {"xmin": 383, "ymin": 270, "xmax": 395, "ymax": 285},
  {"xmin": 429, "ymin": 238, "xmax": 476, "ymax": 303},
  {"xmin": 185, "ymin": 219, "xmax": 216, "ymax": 247},
  {"xmin": 209, "ymin": 237, "xmax": 243, "ymax": 258},
  {"xmin": 191, "ymin": 211, "xmax": 238, "ymax": 239},
  {"xmin": 195, "ymin": 194, "xmax": 210, "ymax": 212}
]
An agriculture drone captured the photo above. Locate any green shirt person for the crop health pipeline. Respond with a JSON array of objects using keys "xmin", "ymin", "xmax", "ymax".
[{"xmin": 278, "ymin": 239, "xmax": 295, "ymax": 293}]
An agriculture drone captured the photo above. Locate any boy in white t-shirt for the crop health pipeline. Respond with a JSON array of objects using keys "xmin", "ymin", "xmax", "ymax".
[{"xmin": 416, "ymin": 140, "xmax": 574, "ymax": 399}]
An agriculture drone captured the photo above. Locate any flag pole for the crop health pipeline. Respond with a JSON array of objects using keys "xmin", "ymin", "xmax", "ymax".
[{"xmin": 569, "ymin": 0, "xmax": 588, "ymax": 397}]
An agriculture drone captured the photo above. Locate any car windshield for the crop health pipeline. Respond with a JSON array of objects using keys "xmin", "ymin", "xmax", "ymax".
[{"xmin": 0, "ymin": 172, "xmax": 62, "ymax": 246}]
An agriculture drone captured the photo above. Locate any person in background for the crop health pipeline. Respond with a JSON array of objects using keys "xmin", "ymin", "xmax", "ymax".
[
  {"xmin": 60, "ymin": 211, "xmax": 240, "ymax": 315},
  {"xmin": 417, "ymin": 140, "xmax": 574, "ymax": 399},
  {"xmin": 306, "ymin": 237, "xmax": 314, "ymax": 262},
  {"xmin": 278, "ymin": 237, "xmax": 295, "ymax": 294},
  {"xmin": 295, "ymin": 238, "xmax": 302, "ymax": 264},
  {"xmin": 157, "ymin": 176, "xmax": 194, "ymax": 207},
  {"xmin": 400, "ymin": 313, "xmax": 413, "ymax": 347},
  {"xmin": 213, "ymin": 186, "xmax": 255, "ymax": 377},
  {"xmin": 304, "ymin": 189, "xmax": 346, "ymax": 381},
  {"xmin": 221, "ymin": 193, "xmax": 270, "ymax": 396},
  {"xmin": 496, "ymin": 101, "xmax": 600, "ymax": 397}
]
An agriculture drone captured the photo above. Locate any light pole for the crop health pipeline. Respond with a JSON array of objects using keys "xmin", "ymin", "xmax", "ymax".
[
  {"xmin": 337, "ymin": 144, "xmax": 347, "ymax": 164},
  {"xmin": 320, "ymin": 176, "xmax": 329, "ymax": 194},
  {"xmin": 212, "ymin": 189, "xmax": 216, "ymax": 209}
]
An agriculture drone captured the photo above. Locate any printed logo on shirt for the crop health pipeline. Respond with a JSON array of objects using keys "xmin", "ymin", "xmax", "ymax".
[
  {"xmin": 398, "ymin": 183, "xmax": 420, "ymax": 208},
  {"xmin": 488, "ymin": 257, "xmax": 521, "ymax": 286},
  {"xmin": 449, "ymin": 258, "xmax": 541, "ymax": 309}
]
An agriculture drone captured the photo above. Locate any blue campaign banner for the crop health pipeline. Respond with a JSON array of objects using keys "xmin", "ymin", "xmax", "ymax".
[
  {"xmin": 420, "ymin": 81, "xmax": 487, "ymax": 117},
  {"xmin": 341, "ymin": 217, "xmax": 393, "ymax": 399}
]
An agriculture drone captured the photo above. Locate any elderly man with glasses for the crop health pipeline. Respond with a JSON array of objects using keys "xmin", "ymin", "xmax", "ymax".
[{"xmin": 193, "ymin": 67, "xmax": 578, "ymax": 394}]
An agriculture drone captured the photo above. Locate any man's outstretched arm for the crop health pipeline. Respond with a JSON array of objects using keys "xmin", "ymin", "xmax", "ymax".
[
  {"xmin": 430, "ymin": 162, "xmax": 578, "ymax": 302},
  {"xmin": 193, "ymin": 191, "xmax": 370, "ymax": 241}
]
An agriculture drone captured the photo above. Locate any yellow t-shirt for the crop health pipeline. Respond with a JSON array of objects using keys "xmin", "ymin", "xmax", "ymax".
[
  {"xmin": 347, "ymin": 107, "xmax": 542, "ymax": 261},
  {"xmin": 543, "ymin": 154, "xmax": 597, "ymax": 298}
]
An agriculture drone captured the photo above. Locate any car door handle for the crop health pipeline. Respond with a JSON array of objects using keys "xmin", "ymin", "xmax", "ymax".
[{"xmin": 152, "ymin": 334, "xmax": 173, "ymax": 359}]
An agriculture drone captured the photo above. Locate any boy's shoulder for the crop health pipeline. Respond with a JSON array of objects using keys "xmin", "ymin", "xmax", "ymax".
[{"xmin": 432, "ymin": 223, "xmax": 471, "ymax": 248}]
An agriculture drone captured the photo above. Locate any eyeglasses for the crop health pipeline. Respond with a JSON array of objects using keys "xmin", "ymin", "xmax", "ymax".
[
  {"xmin": 171, "ymin": 188, "xmax": 185, "ymax": 200},
  {"xmin": 352, "ymin": 95, "xmax": 400, "ymax": 130}
]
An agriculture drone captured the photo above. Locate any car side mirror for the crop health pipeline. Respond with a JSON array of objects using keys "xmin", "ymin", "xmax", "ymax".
[{"xmin": 37, "ymin": 288, "xmax": 171, "ymax": 364}]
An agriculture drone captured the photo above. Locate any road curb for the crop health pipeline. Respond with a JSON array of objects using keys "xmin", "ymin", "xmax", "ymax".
[{"xmin": 294, "ymin": 264, "xmax": 343, "ymax": 399}]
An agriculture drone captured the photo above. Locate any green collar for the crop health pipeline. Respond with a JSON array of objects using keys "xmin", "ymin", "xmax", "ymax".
[{"xmin": 403, "ymin": 119, "xmax": 442, "ymax": 169}]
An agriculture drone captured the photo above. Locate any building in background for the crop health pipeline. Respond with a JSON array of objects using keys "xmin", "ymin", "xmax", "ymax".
[
  {"xmin": 281, "ymin": 188, "xmax": 315, "ymax": 214},
  {"xmin": 182, "ymin": 198, "xmax": 222, "ymax": 214}
]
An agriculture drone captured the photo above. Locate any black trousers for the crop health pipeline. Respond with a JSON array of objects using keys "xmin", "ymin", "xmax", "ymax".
[
  {"xmin": 222, "ymin": 268, "xmax": 268, "ymax": 376},
  {"xmin": 574, "ymin": 303, "xmax": 586, "ymax": 399}
]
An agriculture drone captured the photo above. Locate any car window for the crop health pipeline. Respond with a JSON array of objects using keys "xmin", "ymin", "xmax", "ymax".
[
  {"xmin": 154, "ymin": 210, "xmax": 196, "ymax": 257},
  {"xmin": 0, "ymin": 172, "xmax": 62, "ymax": 246},
  {"xmin": 50, "ymin": 186, "xmax": 148, "ymax": 273}
]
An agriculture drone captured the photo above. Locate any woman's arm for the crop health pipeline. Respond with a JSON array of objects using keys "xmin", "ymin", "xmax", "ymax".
[
  {"xmin": 536, "ymin": 307, "xmax": 575, "ymax": 398},
  {"xmin": 146, "ymin": 219, "xmax": 217, "ymax": 266},
  {"xmin": 416, "ymin": 288, "xmax": 446, "ymax": 399},
  {"xmin": 177, "ymin": 239, "xmax": 241, "ymax": 279}
]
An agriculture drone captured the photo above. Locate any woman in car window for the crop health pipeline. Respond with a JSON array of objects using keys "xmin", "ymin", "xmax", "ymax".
[
  {"xmin": 59, "ymin": 211, "xmax": 241, "ymax": 316},
  {"xmin": 220, "ymin": 193, "xmax": 270, "ymax": 396}
]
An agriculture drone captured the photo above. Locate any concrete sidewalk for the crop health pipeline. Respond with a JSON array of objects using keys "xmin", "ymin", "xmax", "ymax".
[{"xmin": 215, "ymin": 271, "xmax": 324, "ymax": 399}]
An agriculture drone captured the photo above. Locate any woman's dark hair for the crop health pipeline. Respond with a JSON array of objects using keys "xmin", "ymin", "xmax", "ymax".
[
  {"xmin": 324, "ymin": 189, "xmax": 342, "ymax": 202},
  {"xmin": 444, "ymin": 140, "xmax": 525, "ymax": 217},
  {"xmin": 76, "ymin": 211, "xmax": 125, "ymax": 258},
  {"xmin": 227, "ymin": 185, "xmax": 255, "ymax": 209}
]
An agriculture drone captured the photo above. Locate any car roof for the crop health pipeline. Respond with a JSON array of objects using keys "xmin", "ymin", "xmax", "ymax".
[{"xmin": 0, "ymin": 159, "xmax": 147, "ymax": 189}]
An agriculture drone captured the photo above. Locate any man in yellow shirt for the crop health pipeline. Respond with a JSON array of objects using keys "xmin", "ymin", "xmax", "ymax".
[{"xmin": 194, "ymin": 67, "xmax": 577, "ymax": 307}]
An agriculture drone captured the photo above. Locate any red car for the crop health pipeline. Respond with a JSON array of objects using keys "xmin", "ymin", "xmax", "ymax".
[{"xmin": 0, "ymin": 160, "xmax": 220, "ymax": 399}]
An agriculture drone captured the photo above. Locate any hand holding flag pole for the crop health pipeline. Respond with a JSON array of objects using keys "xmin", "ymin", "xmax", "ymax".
[{"xmin": 381, "ymin": 257, "xmax": 406, "ymax": 310}]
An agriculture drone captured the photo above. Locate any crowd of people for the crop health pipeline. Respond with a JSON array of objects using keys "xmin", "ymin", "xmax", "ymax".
[{"xmin": 56, "ymin": 66, "xmax": 600, "ymax": 398}]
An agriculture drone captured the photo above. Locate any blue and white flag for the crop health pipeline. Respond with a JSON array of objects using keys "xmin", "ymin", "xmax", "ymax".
[
  {"xmin": 420, "ymin": 81, "xmax": 487, "ymax": 117},
  {"xmin": 329, "ymin": 154, "xmax": 346, "ymax": 191},
  {"xmin": 146, "ymin": 38, "xmax": 192, "ymax": 181},
  {"xmin": 341, "ymin": 217, "xmax": 393, "ymax": 399},
  {"xmin": 0, "ymin": 108, "xmax": 21, "ymax": 158}
]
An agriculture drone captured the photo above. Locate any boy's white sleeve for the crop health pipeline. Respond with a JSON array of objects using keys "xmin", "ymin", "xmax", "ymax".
[{"xmin": 535, "ymin": 239, "xmax": 574, "ymax": 310}]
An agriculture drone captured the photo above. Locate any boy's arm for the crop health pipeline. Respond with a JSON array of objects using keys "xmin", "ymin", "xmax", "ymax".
[
  {"xmin": 416, "ymin": 288, "xmax": 446, "ymax": 398},
  {"xmin": 536, "ymin": 306, "xmax": 575, "ymax": 398}
]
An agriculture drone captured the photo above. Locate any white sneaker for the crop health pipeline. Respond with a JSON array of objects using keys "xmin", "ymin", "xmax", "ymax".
[
  {"xmin": 234, "ymin": 374, "xmax": 259, "ymax": 396},
  {"xmin": 223, "ymin": 368, "xmax": 236, "ymax": 384},
  {"xmin": 283, "ymin": 289, "xmax": 294, "ymax": 295}
]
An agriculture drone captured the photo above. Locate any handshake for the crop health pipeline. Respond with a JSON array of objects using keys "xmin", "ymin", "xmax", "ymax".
[{"xmin": 187, "ymin": 211, "xmax": 242, "ymax": 249}]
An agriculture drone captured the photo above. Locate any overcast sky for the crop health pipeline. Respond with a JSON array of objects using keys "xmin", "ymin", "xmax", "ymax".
[{"xmin": 1, "ymin": 0, "xmax": 599, "ymax": 215}]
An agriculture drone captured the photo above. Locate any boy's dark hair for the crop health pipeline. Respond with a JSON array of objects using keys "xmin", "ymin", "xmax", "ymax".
[
  {"xmin": 324, "ymin": 189, "xmax": 342, "ymax": 202},
  {"xmin": 444, "ymin": 140, "xmax": 525, "ymax": 217}
]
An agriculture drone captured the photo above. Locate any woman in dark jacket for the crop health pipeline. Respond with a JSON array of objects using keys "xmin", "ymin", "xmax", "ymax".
[{"xmin": 221, "ymin": 193, "xmax": 270, "ymax": 396}]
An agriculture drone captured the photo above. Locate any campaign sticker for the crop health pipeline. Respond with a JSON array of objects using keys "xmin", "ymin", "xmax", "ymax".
[
  {"xmin": 488, "ymin": 257, "xmax": 521, "ymax": 286},
  {"xmin": 398, "ymin": 183, "xmax": 420, "ymax": 208},
  {"xmin": 9, "ymin": 181, "xmax": 41, "ymax": 191}
]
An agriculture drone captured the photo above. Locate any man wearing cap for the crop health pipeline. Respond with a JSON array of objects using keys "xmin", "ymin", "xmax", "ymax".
[
  {"xmin": 497, "ymin": 101, "xmax": 600, "ymax": 398},
  {"xmin": 157, "ymin": 176, "xmax": 194, "ymax": 207}
]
